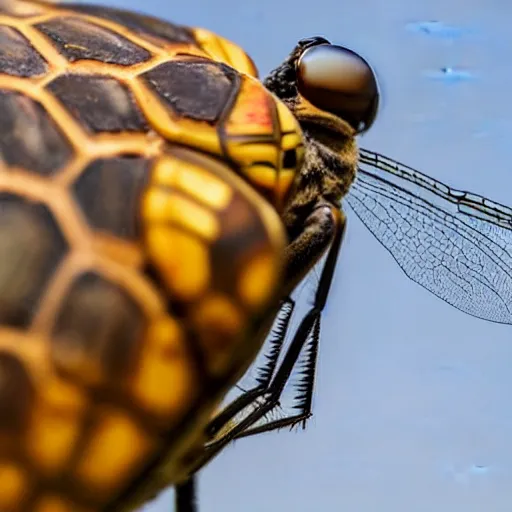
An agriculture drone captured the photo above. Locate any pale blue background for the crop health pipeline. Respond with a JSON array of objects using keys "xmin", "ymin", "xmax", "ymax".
[{"xmin": 88, "ymin": 0, "xmax": 512, "ymax": 510}]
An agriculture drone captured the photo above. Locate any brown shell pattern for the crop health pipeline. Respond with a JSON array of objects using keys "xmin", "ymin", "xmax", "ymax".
[{"xmin": 0, "ymin": 1, "xmax": 295, "ymax": 511}]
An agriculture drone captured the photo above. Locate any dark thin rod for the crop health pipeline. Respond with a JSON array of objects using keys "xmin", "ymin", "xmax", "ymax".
[{"xmin": 175, "ymin": 477, "xmax": 198, "ymax": 512}]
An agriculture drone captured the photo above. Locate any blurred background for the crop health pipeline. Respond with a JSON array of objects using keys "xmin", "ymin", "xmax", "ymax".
[{"xmin": 84, "ymin": 0, "xmax": 512, "ymax": 510}]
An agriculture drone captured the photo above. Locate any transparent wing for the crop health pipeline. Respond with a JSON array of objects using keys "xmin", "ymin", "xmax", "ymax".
[{"xmin": 345, "ymin": 148, "xmax": 512, "ymax": 324}]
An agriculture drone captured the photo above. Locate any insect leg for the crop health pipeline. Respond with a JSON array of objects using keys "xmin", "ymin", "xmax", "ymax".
[
  {"xmin": 205, "ymin": 297, "xmax": 295, "ymax": 437},
  {"xmin": 175, "ymin": 478, "xmax": 198, "ymax": 512},
  {"xmin": 236, "ymin": 204, "xmax": 346, "ymax": 436},
  {"xmin": 283, "ymin": 203, "xmax": 345, "ymax": 297},
  {"xmin": 194, "ymin": 204, "xmax": 346, "ymax": 468}
]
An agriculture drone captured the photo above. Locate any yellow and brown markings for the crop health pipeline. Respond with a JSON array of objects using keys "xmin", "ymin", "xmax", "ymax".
[
  {"xmin": 72, "ymin": 157, "xmax": 151, "ymax": 239},
  {"xmin": 142, "ymin": 58, "xmax": 237, "ymax": 123},
  {"xmin": 0, "ymin": 89, "xmax": 73, "ymax": 174},
  {"xmin": 0, "ymin": 1, "xmax": 298, "ymax": 509},
  {"xmin": 0, "ymin": 0, "xmax": 303, "ymax": 210},
  {"xmin": 143, "ymin": 146, "xmax": 285, "ymax": 376},
  {"xmin": 35, "ymin": 16, "xmax": 153, "ymax": 65},
  {"xmin": 48, "ymin": 74, "xmax": 151, "ymax": 133},
  {"xmin": 63, "ymin": 3, "xmax": 258, "ymax": 76},
  {"xmin": 193, "ymin": 26, "xmax": 258, "ymax": 78},
  {"xmin": 60, "ymin": 3, "xmax": 199, "ymax": 48},
  {"xmin": 224, "ymin": 74, "xmax": 304, "ymax": 210},
  {"xmin": 0, "ymin": 199, "xmax": 188, "ymax": 512},
  {"xmin": 0, "ymin": 160, "xmax": 213, "ymax": 510}
]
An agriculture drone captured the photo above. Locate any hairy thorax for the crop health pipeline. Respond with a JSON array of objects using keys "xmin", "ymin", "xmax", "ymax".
[{"xmin": 281, "ymin": 129, "xmax": 358, "ymax": 241}]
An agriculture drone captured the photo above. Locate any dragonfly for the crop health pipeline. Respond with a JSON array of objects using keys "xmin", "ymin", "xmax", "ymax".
[
  {"xmin": 172, "ymin": 37, "xmax": 512, "ymax": 512},
  {"xmin": 0, "ymin": 1, "xmax": 506, "ymax": 509}
]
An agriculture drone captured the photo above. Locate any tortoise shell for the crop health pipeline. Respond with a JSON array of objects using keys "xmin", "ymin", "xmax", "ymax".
[{"xmin": 0, "ymin": 1, "xmax": 305, "ymax": 510}]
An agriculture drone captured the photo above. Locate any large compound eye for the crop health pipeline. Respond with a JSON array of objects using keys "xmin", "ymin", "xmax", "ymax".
[{"xmin": 297, "ymin": 44, "xmax": 379, "ymax": 133}]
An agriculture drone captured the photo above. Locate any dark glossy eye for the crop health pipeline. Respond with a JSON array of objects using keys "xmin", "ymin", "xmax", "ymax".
[{"xmin": 296, "ymin": 44, "xmax": 379, "ymax": 133}]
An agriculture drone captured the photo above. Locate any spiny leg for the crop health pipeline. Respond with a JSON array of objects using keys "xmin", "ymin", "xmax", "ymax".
[
  {"xmin": 205, "ymin": 297, "xmax": 295, "ymax": 437},
  {"xmin": 194, "ymin": 204, "xmax": 346, "ymax": 471},
  {"xmin": 233, "ymin": 307, "xmax": 321, "ymax": 438},
  {"xmin": 215, "ymin": 208, "xmax": 345, "ymax": 440}
]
